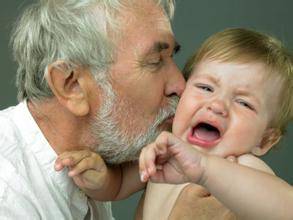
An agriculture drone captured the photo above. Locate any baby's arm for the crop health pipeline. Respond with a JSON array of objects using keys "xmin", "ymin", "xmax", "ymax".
[
  {"xmin": 139, "ymin": 131, "xmax": 293, "ymax": 220},
  {"xmin": 55, "ymin": 150, "xmax": 145, "ymax": 201},
  {"xmin": 202, "ymin": 154, "xmax": 292, "ymax": 220}
]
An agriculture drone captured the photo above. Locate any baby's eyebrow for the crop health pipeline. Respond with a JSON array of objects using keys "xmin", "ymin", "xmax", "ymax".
[
  {"xmin": 235, "ymin": 89, "xmax": 261, "ymax": 105},
  {"xmin": 195, "ymin": 74, "xmax": 220, "ymax": 86},
  {"xmin": 235, "ymin": 88, "xmax": 253, "ymax": 96}
]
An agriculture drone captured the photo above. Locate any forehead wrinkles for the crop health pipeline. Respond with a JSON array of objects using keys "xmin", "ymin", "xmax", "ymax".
[
  {"xmin": 116, "ymin": 2, "xmax": 172, "ymax": 55},
  {"xmin": 122, "ymin": 0, "xmax": 171, "ymax": 32}
]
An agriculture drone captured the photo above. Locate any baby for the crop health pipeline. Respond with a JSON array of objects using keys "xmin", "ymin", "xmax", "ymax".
[
  {"xmin": 55, "ymin": 28, "xmax": 293, "ymax": 219},
  {"xmin": 138, "ymin": 28, "xmax": 293, "ymax": 219}
]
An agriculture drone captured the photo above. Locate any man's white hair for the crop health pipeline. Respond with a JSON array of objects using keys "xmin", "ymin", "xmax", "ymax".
[{"xmin": 12, "ymin": 0, "xmax": 175, "ymax": 101}]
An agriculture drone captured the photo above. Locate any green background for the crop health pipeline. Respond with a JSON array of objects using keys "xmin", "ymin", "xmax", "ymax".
[{"xmin": 1, "ymin": 1, "xmax": 292, "ymax": 219}]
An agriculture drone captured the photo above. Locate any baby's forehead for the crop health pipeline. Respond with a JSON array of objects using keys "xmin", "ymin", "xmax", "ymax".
[
  {"xmin": 186, "ymin": 60, "xmax": 284, "ymax": 91},
  {"xmin": 188, "ymin": 59, "xmax": 271, "ymax": 77}
]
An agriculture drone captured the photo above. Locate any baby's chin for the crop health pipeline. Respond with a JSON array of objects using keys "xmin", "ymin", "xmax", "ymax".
[{"xmin": 185, "ymin": 140, "xmax": 233, "ymax": 158}]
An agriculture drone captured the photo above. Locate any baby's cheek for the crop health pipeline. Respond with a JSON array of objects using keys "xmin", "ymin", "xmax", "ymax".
[
  {"xmin": 172, "ymin": 116, "xmax": 187, "ymax": 136},
  {"xmin": 216, "ymin": 144, "xmax": 248, "ymax": 159}
]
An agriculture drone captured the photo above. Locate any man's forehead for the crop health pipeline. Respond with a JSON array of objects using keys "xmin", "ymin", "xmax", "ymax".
[{"xmin": 117, "ymin": 1, "xmax": 176, "ymax": 56}]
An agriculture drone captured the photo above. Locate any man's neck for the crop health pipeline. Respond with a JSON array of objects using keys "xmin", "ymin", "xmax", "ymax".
[{"xmin": 27, "ymin": 98, "xmax": 94, "ymax": 155}]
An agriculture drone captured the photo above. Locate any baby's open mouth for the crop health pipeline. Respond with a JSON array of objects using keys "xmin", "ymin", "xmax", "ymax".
[
  {"xmin": 193, "ymin": 123, "xmax": 221, "ymax": 141},
  {"xmin": 188, "ymin": 122, "xmax": 222, "ymax": 148}
]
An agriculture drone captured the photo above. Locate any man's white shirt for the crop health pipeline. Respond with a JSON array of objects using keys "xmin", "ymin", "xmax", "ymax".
[{"xmin": 0, "ymin": 101, "xmax": 114, "ymax": 220}]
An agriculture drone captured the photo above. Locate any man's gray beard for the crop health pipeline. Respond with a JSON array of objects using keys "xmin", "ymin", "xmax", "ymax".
[{"xmin": 90, "ymin": 83, "xmax": 179, "ymax": 164}]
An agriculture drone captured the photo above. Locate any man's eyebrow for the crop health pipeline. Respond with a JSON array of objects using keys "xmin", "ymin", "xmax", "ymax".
[
  {"xmin": 145, "ymin": 41, "xmax": 181, "ymax": 55},
  {"xmin": 173, "ymin": 41, "xmax": 181, "ymax": 54},
  {"xmin": 150, "ymin": 42, "xmax": 170, "ymax": 53}
]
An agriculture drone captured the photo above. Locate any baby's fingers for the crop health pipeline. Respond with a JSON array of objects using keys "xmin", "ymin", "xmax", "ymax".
[
  {"xmin": 139, "ymin": 144, "xmax": 157, "ymax": 182},
  {"xmin": 68, "ymin": 155, "xmax": 105, "ymax": 177},
  {"xmin": 55, "ymin": 150, "xmax": 92, "ymax": 171}
]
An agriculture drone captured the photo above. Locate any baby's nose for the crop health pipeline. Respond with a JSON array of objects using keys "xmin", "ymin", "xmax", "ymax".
[{"xmin": 207, "ymin": 99, "xmax": 229, "ymax": 117}]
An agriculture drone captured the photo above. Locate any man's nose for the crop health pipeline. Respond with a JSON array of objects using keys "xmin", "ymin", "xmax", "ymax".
[
  {"xmin": 206, "ymin": 99, "xmax": 229, "ymax": 117},
  {"xmin": 164, "ymin": 62, "xmax": 186, "ymax": 97}
]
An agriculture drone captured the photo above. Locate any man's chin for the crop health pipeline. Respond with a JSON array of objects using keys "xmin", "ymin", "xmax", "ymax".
[
  {"xmin": 102, "ymin": 153, "xmax": 139, "ymax": 165},
  {"xmin": 95, "ymin": 117, "xmax": 173, "ymax": 164}
]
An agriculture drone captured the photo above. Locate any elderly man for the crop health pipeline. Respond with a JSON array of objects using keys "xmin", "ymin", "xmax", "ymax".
[{"xmin": 0, "ymin": 0, "xmax": 185, "ymax": 219}]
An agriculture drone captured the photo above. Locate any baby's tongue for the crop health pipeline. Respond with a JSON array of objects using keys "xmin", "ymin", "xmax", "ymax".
[{"xmin": 194, "ymin": 126, "xmax": 220, "ymax": 142}]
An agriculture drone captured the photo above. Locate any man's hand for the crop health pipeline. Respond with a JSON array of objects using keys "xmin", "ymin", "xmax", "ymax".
[
  {"xmin": 55, "ymin": 150, "xmax": 108, "ymax": 190},
  {"xmin": 139, "ymin": 131, "xmax": 207, "ymax": 185}
]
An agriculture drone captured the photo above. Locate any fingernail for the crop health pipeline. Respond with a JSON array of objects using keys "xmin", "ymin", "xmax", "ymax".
[
  {"xmin": 228, "ymin": 157, "xmax": 236, "ymax": 163},
  {"xmin": 156, "ymin": 165, "xmax": 163, "ymax": 170},
  {"xmin": 140, "ymin": 171, "xmax": 146, "ymax": 182},
  {"xmin": 55, "ymin": 163, "xmax": 61, "ymax": 170},
  {"xmin": 68, "ymin": 171, "xmax": 75, "ymax": 177}
]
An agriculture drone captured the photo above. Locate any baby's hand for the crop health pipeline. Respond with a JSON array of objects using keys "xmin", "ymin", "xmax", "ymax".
[
  {"xmin": 55, "ymin": 149, "xmax": 108, "ymax": 190},
  {"xmin": 139, "ymin": 131, "xmax": 207, "ymax": 184}
]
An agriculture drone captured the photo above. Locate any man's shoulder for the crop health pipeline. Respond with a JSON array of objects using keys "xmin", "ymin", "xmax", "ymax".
[
  {"xmin": 0, "ymin": 106, "xmax": 28, "ymax": 186},
  {"xmin": 0, "ymin": 108, "xmax": 25, "ymax": 157},
  {"xmin": 0, "ymin": 147, "xmax": 31, "ymax": 209},
  {"xmin": 0, "ymin": 160, "xmax": 42, "ymax": 219}
]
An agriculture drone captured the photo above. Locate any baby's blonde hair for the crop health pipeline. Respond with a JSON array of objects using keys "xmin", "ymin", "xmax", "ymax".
[{"xmin": 183, "ymin": 28, "xmax": 293, "ymax": 134}]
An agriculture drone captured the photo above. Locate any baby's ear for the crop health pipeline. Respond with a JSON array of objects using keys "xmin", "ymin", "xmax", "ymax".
[{"xmin": 251, "ymin": 128, "xmax": 282, "ymax": 156}]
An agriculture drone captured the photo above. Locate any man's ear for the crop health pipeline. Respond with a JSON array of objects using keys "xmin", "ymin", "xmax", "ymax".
[
  {"xmin": 45, "ymin": 61, "xmax": 90, "ymax": 116},
  {"xmin": 251, "ymin": 128, "xmax": 282, "ymax": 156}
]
